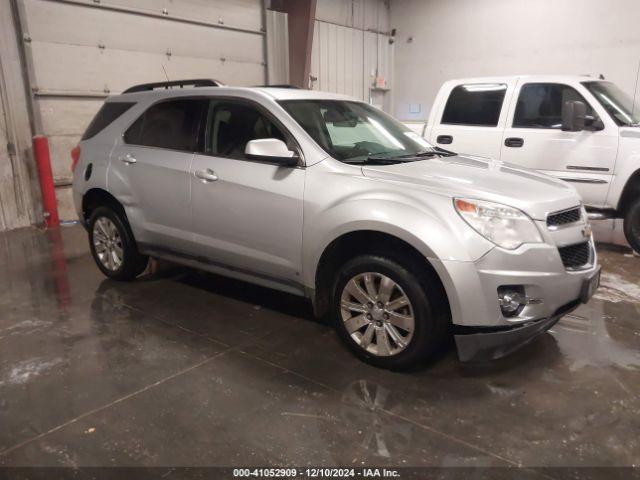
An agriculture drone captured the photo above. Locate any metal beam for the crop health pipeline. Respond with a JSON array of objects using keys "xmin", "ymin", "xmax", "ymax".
[{"xmin": 270, "ymin": 0, "xmax": 316, "ymax": 88}]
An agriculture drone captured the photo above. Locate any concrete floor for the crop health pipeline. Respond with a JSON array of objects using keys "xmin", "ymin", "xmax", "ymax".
[{"xmin": 0, "ymin": 225, "xmax": 639, "ymax": 470}]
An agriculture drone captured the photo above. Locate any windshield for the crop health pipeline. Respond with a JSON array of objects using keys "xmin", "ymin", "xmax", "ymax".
[
  {"xmin": 582, "ymin": 81, "xmax": 640, "ymax": 126},
  {"xmin": 279, "ymin": 99, "xmax": 440, "ymax": 163}
]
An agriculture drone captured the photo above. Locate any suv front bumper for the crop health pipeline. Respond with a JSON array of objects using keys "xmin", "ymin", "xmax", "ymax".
[{"xmin": 432, "ymin": 239, "xmax": 600, "ymax": 362}]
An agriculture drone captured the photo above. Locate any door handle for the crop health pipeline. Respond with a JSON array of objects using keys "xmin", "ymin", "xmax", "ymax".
[
  {"xmin": 504, "ymin": 137, "xmax": 524, "ymax": 148},
  {"xmin": 119, "ymin": 153, "xmax": 137, "ymax": 164},
  {"xmin": 437, "ymin": 135, "xmax": 453, "ymax": 144},
  {"xmin": 195, "ymin": 168, "xmax": 219, "ymax": 182}
]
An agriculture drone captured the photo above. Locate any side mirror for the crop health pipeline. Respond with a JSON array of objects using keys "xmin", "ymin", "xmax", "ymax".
[
  {"xmin": 561, "ymin": 100, "xmax": 586, "ymax": 132},
  {"xmin": 589, "ymin": 117, "xmax": 605, "ymax": 131},
  {"xmin": 245, "ymin": 138, "xmax": 299, "ymax": 166}
]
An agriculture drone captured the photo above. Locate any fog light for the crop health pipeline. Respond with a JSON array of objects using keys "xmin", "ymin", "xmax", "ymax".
[{"xmin": 498, "ymin": 286, "xmax": 526, "ymax": 317}]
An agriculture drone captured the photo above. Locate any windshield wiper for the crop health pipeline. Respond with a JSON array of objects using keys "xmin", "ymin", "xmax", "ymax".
[
  {"xmin": 343, "ymin": 148, "xmax": 457, "ymax": 165},
  {"xmin": 381, "ymin": 148, "xmax": 457, "ymax": 160}
]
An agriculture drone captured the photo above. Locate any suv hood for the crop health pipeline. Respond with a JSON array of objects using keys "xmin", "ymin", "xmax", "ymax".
[{"xmin": 360, "ymin": 155, "xmax": 580, "ymax": 220}]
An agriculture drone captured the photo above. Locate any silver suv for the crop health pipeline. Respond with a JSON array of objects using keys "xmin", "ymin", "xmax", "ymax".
[{"xmin": 72, "ymin": 79, "xmax": 601, "ymax": 368}]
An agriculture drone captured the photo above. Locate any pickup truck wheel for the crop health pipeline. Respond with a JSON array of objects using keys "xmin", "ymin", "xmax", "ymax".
[
  {"xmin": 624, "ymin": 198, "xmax": 640, "ymax": 255},
  {"xmin": 332, "ymin": 254, "xmax": 449, "ymax": 369},
  {"xmin": 88, "ymin": 207, "xmax": 148, "ymax": 281}
]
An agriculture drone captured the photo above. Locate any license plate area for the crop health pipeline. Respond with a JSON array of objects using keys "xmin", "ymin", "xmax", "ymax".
[{"xmin": 580, "ymin": 267, "xmax": 601, "ymax": 303}]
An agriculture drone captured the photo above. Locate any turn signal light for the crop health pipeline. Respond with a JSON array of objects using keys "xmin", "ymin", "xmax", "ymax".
[{"xmin": 71, "ymin": 145, "xmax": 81, "ymax": 172}]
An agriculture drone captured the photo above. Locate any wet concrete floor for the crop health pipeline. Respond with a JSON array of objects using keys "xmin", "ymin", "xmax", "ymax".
[{"xmin": 0, "ymin": 225, "xmax": 638, "ymax": 471}]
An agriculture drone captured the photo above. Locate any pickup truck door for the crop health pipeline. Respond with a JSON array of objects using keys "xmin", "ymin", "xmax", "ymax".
[
  {"xmin": 500, "ymin": 81, "xmax": 618, "ymax": 208},
  {"xmin": 189, "ymin": 98, "xmax": 305, "ymax": 290},
  {"xmin": 428, "ymin": 81, "xmax": 516, "ymax": 158}
]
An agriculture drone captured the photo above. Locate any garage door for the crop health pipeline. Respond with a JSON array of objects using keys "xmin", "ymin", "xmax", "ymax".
[{"xmin": 18, "ymin": 0, "xmax": 266, "ymax": 219}]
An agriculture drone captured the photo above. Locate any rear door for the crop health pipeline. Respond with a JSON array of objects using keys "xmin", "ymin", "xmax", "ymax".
[
  {"xmin": 109, "ymin": 98, "xmax": 206, "ymax": 252},
  {"xmin": 500, "ymin": 82, "xmax": 618, "ymax": 207},
  {"xmin": 189, "ymin": 98, "xmax": 305, "ymax": 286},
  {"xmin": 428, "ymin": 81, "xmax": 515, "ymax": 158}
]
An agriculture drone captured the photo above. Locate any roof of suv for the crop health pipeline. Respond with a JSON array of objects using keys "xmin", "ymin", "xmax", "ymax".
[{"xmin": 110, "ymin": 85, "xmax": 354, "ymax": 103}]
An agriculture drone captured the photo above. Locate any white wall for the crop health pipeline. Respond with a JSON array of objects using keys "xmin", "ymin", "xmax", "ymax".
[{"xmin": 391, "ymin": 0, "xmax": 640, "ymax": 121}]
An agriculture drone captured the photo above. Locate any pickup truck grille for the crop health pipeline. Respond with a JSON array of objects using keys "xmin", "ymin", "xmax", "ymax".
[
  {"xmin": 547, "ymin": 207, "xmax": 581, "ymax": 228},
  {"xmin": 558, "ymin": 242, "xmax": 592, "ymax": 270}
]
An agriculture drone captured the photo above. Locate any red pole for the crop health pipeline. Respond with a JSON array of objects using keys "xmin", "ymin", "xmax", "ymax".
[{"xmin": 32, "ymin": 135, "xmax": 60, "ymax": 228}]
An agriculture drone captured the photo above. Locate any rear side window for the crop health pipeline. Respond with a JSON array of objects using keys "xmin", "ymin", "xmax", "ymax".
[
  {"xmin": 82, "ymin": 102, "xmax": 134, "ymax": 140},
  {"xmin": 124, "ymin": 99, "xmax": 206, "ymax": 151},
  {"xmin": 513, "ymin": 83, "xmax": 597, "ymax": 129},
  {"xmin": 441, "ymin": 84, "xmax": 507, "ymax": 127}
]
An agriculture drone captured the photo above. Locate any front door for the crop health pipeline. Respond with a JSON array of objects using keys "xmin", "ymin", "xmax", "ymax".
[
  {"xmin": 190, "ymin": 98, "xmax": 305, "ymax": 286},
  {"xmin": 109, "ymin": 98, "xmax": 206, "ymax": 251},
  {"xmin": 500, "ymin": 82, "xmax": 618, "ymax": 208}
]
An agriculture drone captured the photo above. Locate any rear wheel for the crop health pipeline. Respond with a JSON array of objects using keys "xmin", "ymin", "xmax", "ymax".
[
  {"xmin": 332, "ymin": 254, "xmax": 449, "ymax": 369},
  {"xmin": 623, "ymin": 198, "xmax": 640, "ymax": 255},
  {"xmin": 88, "ymin": 207, "xmax": 148, "ymax": 281}
]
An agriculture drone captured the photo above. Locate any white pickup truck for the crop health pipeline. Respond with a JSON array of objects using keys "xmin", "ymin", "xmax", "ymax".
[{"xmin": 412, "ymin": 75, "xmax": 640, "ymax": 253}]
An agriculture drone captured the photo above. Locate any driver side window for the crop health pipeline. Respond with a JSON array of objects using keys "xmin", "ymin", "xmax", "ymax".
[
  {"xmin": 205, "ymin": 100, "xmax": 287, "ymax": 159},
  {"xmin": 513, "ymin": 83, "xmax": 600, "ymax": 129}
]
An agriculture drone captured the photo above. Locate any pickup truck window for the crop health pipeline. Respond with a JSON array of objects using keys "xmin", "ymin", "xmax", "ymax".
[
  {"xmin": 583, "ymin": 81, "xmax": 640, "ymax": 126},
  {"xmin": 280, "ymin": 99, "xmax": 434, "ymax": 163},
  {"xmin": 441, "ymin": 84, "xmax": 506, "ymax": 127},
  {"xmin": 514, "ymin": 83, "xmax": 598, "ymax": 129}
]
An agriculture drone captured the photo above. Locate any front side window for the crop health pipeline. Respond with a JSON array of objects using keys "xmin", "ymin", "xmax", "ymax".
[
  {"xmin": 124, "ymin": 99, "xmax": 205, "ymax": 151},
  {"xmin": 583, "ymin": 81, "xmax": 640, "ymax": 126},
  {"xmin": 279, "ymin": 100, "xmax": 435, "ymax": 163},
  {"xmin": 514, "ymin": 83, "xmax": 599, "ymax": 129},
  {"xmin": 441, "ymin": 84, "xmax": 507, "ymax": 127},
  {"xmin": 205, "ymin": 101, "xmax": 287, "ymax": 158}
]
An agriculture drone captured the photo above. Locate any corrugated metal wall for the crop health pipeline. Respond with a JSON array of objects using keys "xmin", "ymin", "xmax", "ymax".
[
  {"xmin": 0, "ymin": 1, "xmax": 40, "ymax": 231},
  {"xmin": 310, "ymin": 0, "xmax": 393, "ymax": 110},
  {"xmin": 17, "ymin": 0, "xmax": 267, "ymax": 220}
]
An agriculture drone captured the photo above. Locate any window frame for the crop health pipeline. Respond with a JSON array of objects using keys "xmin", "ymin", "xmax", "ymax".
[
  {"xmin": 122, "ymin": 96, "xmax": 209, "ymax": 154},
  {"xmin": 198, "ymin": 96, "xmax": 303, "ymax": 165},
  {"xmin": 511, "ymin": 82, "xmax": 600, "ymax": 130},
  {"xmin": 440, "ymin": 83, "xmax": 508, "ymax": 128}
]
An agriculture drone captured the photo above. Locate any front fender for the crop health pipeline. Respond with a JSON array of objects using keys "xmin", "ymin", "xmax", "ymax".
[{"xmin": 301, "ymin": 195, "xmax": 493, "ymax": 289}]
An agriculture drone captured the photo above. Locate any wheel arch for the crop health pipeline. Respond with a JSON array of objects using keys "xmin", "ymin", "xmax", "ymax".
[
  {"xmin": 617, "ymin": 168, "xmax": 640, "ymax": 215},
  {"xmin": 82, "ymin": 188, "xmax": 127, "ymax": 223},
  {"xmin": 311, "ymin": 229, "xmax": 451, "ymax": 321}
]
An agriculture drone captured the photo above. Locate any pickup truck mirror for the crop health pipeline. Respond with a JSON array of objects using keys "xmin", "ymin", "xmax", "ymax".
[
  {"xmin": 245, "ymin": 138, "xmax": 299, "ymax": 167},
  {"xmin": 561, "ymin": 100, "xmax": 586, "ymax": 132}
]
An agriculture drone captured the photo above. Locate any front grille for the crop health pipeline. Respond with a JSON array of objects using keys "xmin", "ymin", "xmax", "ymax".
[
  {"xmin": 547, "ymin": 207, "xmax": 581, "ymax": 228},
  {"xmin": 558, "ymin": 242, "xmax": 591, "ymax": 269}
]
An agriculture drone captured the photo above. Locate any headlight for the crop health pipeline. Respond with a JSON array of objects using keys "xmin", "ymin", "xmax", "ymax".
[{"xmin": 454, "ymin": 198, "xmax": 542, "ymax": 250}]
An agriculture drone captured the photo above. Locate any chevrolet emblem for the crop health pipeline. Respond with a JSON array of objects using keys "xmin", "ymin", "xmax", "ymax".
[{"xmin": 582, "ymin": 224, "xmax": 593, "ymax": 238}]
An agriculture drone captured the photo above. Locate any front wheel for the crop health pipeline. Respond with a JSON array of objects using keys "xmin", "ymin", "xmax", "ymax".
[
  {"xmin": 332, "ymin": 254, "xmax": 449, "ymax": 370},
  {"xmin": 623, "ymin": 198, "xmax": 640, "ymax": 255},
  {"xmin": 88, "ymin": 207, "xmax": 148, "ymax": 281}
]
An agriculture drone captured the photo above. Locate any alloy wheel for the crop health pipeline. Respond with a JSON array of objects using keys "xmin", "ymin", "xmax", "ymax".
[
  {"xmin": 340, "ymin": 272, "xmax": 415, "ymax": 357},
  {"xmin": 92, "ymin": 217, "xmax": 124, "ymax": 272}
]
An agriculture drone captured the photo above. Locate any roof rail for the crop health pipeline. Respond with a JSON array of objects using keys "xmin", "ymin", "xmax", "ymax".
[
  {"xmin": 122, "ymin": 79, "xmax": 224, "ymax": 94},
  {"xmin": 254, "ymin": 84, "xmax": 301, "ymax": 89}
]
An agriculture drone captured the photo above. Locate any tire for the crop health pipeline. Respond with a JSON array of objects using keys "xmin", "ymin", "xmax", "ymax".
[
  {"xmin": 88, "ymin": 206, "xmax": 148, "ymax": 281},
  {"xmin": 624, "ymin": 197, "xmax": 640, "ymax": 255},
  {"xmin": 331, "ymin": 254, "xmax": 450, "ymax": 370}
]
